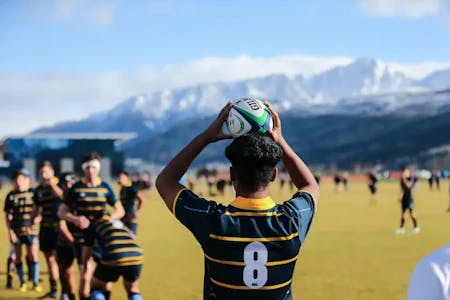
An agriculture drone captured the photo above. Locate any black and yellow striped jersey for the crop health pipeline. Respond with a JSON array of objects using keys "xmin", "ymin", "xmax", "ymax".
[
  {"xmin": 4, "ymin": 188, "xmax": 38, "ymax": 236},
  {"xmin": 85, "ymin": 216, "xmax": 143, "ymax": 267},
  {"xmin": 173, "ymin": 189, "xmax": 316, "ymax": 300},
  {"xmin": 33, "ymin": 182, "xmax": 62, "ymax": 229},
  {"xmin": 65, "ymin": 178, "xmax": 117, "ymax": 243}
]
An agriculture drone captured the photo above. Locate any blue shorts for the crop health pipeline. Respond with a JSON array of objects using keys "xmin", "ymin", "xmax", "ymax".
[{"xmin": 17, "ymin": 235, "xmax": 38, "ymax": 246}]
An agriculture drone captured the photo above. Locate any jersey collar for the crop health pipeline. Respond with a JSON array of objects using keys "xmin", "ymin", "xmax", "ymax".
[
  {"xmin": 230, "ymin": 196, "xmax": 276, "ymax": 211},
  {"xmin": 81, "ymin": 177, "xmax": 102, "ymax": 186}
]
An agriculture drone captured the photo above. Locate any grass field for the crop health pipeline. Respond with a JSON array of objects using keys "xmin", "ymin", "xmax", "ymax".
[{"xmin": 0, "ymin": 179, "xmax": 449, "ymax": 299}]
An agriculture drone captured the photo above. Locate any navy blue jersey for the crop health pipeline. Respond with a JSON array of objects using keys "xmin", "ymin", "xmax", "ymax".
[
  {"xmin": 119, "ymin": 184, "xmax": 139, "ymax": 220},
  {"xmin": 85, "ymin": 217, "xmax": 143, "ymax": 267},
  {"xmin": 33, "ymin": 181, "xmax": 62, "ymax": 229},
  {"xmin": 4, "ymin": 188, "xmax": 38, "ymax": 236},
  {"xmin": 174, "ymin": 189, "xmax": 316, "ymax": 300},
  {"xmin": 65, "ymin": 178, "xmax": 117, "ymax": 243}
]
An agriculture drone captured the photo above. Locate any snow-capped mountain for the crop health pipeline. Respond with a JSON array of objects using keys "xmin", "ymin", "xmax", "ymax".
[{"xmin": 35, "ymin": 57, "xmax": 450, "ymax": 137}]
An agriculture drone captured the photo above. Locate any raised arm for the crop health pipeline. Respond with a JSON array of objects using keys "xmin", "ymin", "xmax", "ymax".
[
  {"xmin": 156, "ymin": 102, "xmax": 232, "ymax": 210},
  {"xmin": 265, "ymin": 101, "xmax": 319, "ymax": 200}
]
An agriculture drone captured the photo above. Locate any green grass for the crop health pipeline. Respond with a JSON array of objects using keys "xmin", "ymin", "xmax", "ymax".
[{"xmin": 0, "ymin": 180, "xmax": 449, "ymax": 299}]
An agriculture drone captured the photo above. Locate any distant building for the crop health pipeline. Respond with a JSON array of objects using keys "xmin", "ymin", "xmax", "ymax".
[{"xmin": 0, "ymin": 133, "xmax": 135, "ymax": 181}]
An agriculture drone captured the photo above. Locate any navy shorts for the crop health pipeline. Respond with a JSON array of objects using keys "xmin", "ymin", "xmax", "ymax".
[
  {"xmin": 402, "ymin": 195, "xmax": 414, "ymax": 211},
  {"xmin": 56, "ymin": 243, "xmax": 83, "ymax": 267},
  {"xmin": 17, "ymin": 235, "xmax": 38, "ymax": 246},
  {"xmin": 94, "ymin": 263, "xmax": 142, "ymax": 283},
  {"xmin": 39, "ymin": 227, "xmax": 58, "ymax": 252}
]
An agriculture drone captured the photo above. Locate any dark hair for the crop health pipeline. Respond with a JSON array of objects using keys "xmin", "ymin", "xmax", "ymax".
[
  {"xmin": 38, "ymin": 160, "xmax": 53, "ymax": 170},
  {"xmin": 225, "ymin": 133, "xmax": 282, "ymax": 191},
  {"xmin": 82, "ymin": 152, "xmax": 101, "ymax": 163},
  {"xmin": 116, "ymin": 170, "xmax": 129, "ymax": 177}
]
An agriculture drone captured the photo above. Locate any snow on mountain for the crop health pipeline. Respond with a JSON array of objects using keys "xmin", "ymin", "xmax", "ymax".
[
  {"xmin": 306, "ymin": 57, "xmax": 421, "ymax": 101},
  {"xmin": 420, "ymin": 69, "xmax": 450, "ymax": 90},
  {"xmin": 35, "ymin": 57, "xmax": 450, "ymax": 137}
]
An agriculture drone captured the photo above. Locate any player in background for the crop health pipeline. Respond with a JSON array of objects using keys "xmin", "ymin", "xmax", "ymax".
[
  {"xmin": 58, "ymin": 153, "xmax": 124, "ymax": 300},
  {"xmin": 396, "ymin": 166, "xmax": 420, "ymax": 234},
  {"xmin": 55, "ymin": 172, "xmax": 79, "ymax": 300},
  {"xmin": 34, "ymin": 161, "xmax": 63, "ymax": 298},
  {"xmin": 367, "ymin": 171, "xmax": 378, "ymax": 204},
  {"xmin": 84, "ymin": 215, "xmax": 143, "ymax": 300},
  {"xmin": 4, "ymin": 169, "xmax": 42, "ymax": 292},
  {"xmin": 117, "ymin": 170, "xmax": 144, "ymax": 235},
  {"xmin": 156, "ymin": 101, "xmax": 319, "ymax": 299}
]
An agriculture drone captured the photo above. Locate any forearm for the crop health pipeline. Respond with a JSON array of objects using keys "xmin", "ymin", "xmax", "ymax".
[
  {"xmin": 279, "ymin": 137, "xmax": 319, "ymax": 197},
  {"xmin": 50, "ymin": 183, "xmax": 64, "ymax": 199},
  {"xmin": 59, "ymin": 221, "xmax": 74, "ymax": 242},
  {"xmin": 58, "ymin": 205, "xmax": 79, "ymax": 225},
  {"xmin": 110, "ymin": 203, "xmax": 125, "ymax": 220}
]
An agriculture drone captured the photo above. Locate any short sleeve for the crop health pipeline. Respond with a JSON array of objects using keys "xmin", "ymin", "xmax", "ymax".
[
  {"xmin": 173, "ymin": 189, "xmax": 219, "ymax": 245},
  {"xmin": 4, "ymin": 192, "xmax": 12, "ymax": 213},
  {"xmin": 104, "ymin": 183, "xmax": 118, "ymax": 206},
  {"xmin": 281, "ymin": 191, "xmax": 316, "ymax": 244}
]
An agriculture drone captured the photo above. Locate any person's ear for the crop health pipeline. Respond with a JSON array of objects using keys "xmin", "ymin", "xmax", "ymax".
[{"xmin": 270, "ymin": 167, "xmax": 278, "ymax": 182}]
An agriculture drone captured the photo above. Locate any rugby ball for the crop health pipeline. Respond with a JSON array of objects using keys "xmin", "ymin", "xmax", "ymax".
[{"xmin": 226, "ymin": 98, "xmax": 273, "ymax": 137}]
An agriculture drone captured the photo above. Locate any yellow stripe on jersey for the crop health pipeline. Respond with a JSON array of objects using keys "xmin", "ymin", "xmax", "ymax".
[
  {"xmin": 204, "ymin": 254, "xmax": 245, "ymax": 266},
  {"xmin": 101, "ymin": 258, "xmax": 143, "ymax": 266},
  {"xmin": 106, "ymin": 239, "xmax": 136, "ymax": 246},
  {"xmin": 109, "ymin": 247, "xmax": 143, "ymax": 254},
  {"xmin": 172, "ymin": 188, "xmax": 187, "ymax": 215},
  {"xmin": 109, "ymin": 232, "xmax": 132, "ymax": 238},
  {"xmin": 224, "ymin": 211, "xmax": 283, "ymax": 217},
  {"xmin": 205, "ymin": 253, "xmax": 298, "ymax": 267},
  {"xmin": 209, "ymin": 232, "xmax": 299, "ymax": 242},
  {"xmin": 81, "ymin": 197, "xmax": 107, "ymax": 202},
  {"xmin": 210, "ymin": 277, "xmax": 292, "ymax": 290},
  {"xmin": 75, "ymin": 188, "xmax": 109, "ymax": 193},
  {"xmin": 14, "ymin": 192, "xmax": 34, "ymax": 198},
  {"xmin": 79, "ymin": 205, "xmax": 105, "ymax": 211}
]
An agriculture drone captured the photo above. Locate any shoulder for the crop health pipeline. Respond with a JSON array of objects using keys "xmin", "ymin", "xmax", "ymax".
[{"xmin": 281, "ymin": 190, "xmax": 316, "ymax": 211}]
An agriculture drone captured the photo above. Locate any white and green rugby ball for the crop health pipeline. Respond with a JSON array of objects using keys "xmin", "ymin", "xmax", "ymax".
[{"xmin": 226, "ymin": 98, "xmax": 273, "ymax": 137}]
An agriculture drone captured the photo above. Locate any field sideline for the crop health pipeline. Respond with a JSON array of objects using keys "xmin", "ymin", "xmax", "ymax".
[{"xmin": 0, "ymin": 180, "xmax": 449, "ymax": 299}]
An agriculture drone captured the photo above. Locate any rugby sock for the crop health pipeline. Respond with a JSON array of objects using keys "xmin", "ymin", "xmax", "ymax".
[
  {"xmin": 26, "ymin": 257, "xmax": 33, "ymax": 281},
  {"xmin": 412, "ymin": 218, "xmax": 418, "ymax": 228},
  {"xmin": 103, "ymin": 290, "xmax": 111, "ymax": 300},
  {"xmin": 400, "ymin": 218, "xmax": 405, "ymax": 228},
  {"xmin": 67, "ymin": 293, "xmax": 76, "ymax": 300},
  {"xmin": 16, "ymin": 263, "xmax": 25, "ymax": 284},
  {"xmin": 6, "ymin": 257, "xmax": 15, "ymax": 287},
  {"xmin": 90, "ymin": 289, "xmax": 106, "ymax": 300},
  {"xmin": 128, "ymin": 293, "xmax": 143, "ymax": 300},
  {"xmin": 50, "ymin": 278, "xmax": 57, "ymax": 292},
  {"xmin": 31, "ymin": 262, "xmax": 40, "ymax": 285}
]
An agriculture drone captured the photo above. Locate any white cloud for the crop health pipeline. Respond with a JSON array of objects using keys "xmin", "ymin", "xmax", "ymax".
[
  {"xmin": 1, "ymin": 54, "xmax": 449, "ymax": 138},
  {"xmin": 358, "ymin": 0, "xmax": 442, "ymax": 18},
  {"xmin": 33, "ymin": 0, "xmax": 116, "ymax": 27}
]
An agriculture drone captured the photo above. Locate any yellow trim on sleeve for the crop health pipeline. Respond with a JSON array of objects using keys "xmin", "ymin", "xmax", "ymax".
[
  {"xmin": 210, "ymin": 277, "xmax": 292, "ymax": 290},
  {"xmin": 208, "ymin": 232, "xmax": 299, "ymax": 242},
  {"xmin": 172, "ymin": 188, "xmax": 187, "ymax": 215},
  {"xmin": 224, "ymin": 211, "xmax": 283, "ymax": 217}
]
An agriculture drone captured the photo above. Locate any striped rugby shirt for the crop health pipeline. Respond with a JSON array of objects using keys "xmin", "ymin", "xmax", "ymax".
[
  {"xmin": 4, "ymin": 188, "xmax": 38, "ymax": 236},
  {"xmin": 173, "ymin": 189, "xmax": 316, "ymax": 300},
  {"xmin": 85, "ymin": 216, "xmax": 143, "ymax": 267},
  {"xmin": 33, "ymin": 180, "xmax": 62, "ymax": 229},
  {"xmin": 65, "ymin": 178, "xmax": 117, "ymax": 243}
]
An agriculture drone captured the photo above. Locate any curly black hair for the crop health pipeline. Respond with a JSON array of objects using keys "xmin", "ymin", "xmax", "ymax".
[{"xmin": 225, "ymin": 133, "xmax": 282, "ymax": 191}]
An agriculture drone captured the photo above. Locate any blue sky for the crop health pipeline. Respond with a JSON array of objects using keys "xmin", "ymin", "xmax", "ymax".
[
  {"xmin": 1, "ymin": 0, "xmax": 449, "ymax": 73},
  {"xmin": 0, "ymin": 0, "xmax": 449, "ymax": 137}
]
